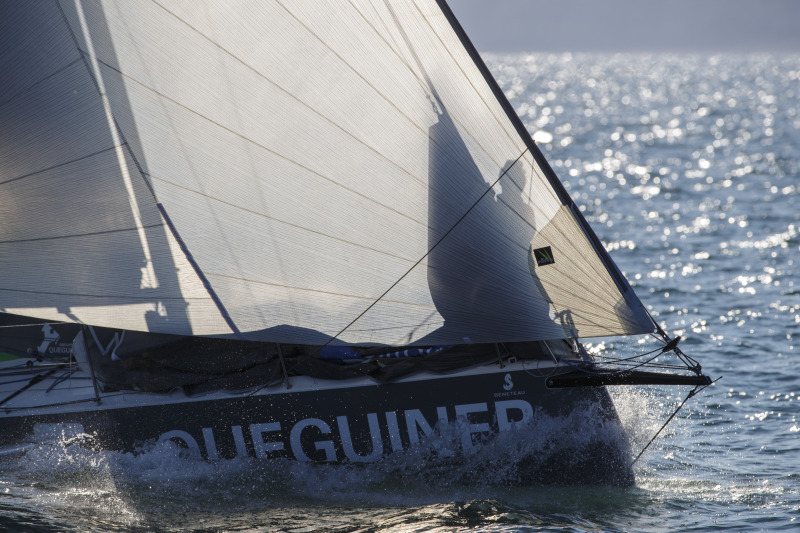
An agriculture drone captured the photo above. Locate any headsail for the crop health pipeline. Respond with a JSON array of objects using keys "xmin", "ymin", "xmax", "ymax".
[{"xmin": 0, "ymin": 0, "xmax": 653, "ymax": 345}]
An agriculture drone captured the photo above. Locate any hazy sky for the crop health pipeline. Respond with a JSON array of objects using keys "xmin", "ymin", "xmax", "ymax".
[{"xmin": 447, "ymin": 0, "xmax": 800, "ymax": 53}]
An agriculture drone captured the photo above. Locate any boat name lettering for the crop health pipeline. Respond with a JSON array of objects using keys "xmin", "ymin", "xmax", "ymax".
[
  {"xmin": 157, "ymin": 400, "xmax": 534, "ymax": 462},
  {"xmin": 45, "ymin": 345, "xmax": 73, "ymax": 355}
]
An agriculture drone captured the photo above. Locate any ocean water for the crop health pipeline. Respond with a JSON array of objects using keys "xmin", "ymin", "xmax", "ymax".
[{"xmin": 1, "ymin": 53, "xmax": 798, "ymax": 531}]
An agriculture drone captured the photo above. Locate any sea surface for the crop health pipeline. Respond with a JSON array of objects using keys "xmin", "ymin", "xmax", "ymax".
[{"xmin": 1, "ymin": 54, "xmax": 798, "ymax": 531}]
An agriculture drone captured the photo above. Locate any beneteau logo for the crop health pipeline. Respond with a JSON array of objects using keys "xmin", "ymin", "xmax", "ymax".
[
  {"xmin": 494, "ymin": 373, "xmax": 526, "ymax": 399},
  {"xmin": 534, "ymin": 246, "xmax": 555, "ymax": 267}
]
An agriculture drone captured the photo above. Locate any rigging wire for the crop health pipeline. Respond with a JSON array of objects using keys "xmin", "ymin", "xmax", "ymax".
[
  {"xmin": 561, "ymin": 351, "xmax": 665, "ymax": 377},
  {"xmin": 630, "ymin": 377, "xmax": 720, "ymax": 467},
  {"xmin": 589, "ymin": 356, "xmax": 694, "ymax": 372},
  {"xmin": 564, "ymin": 334, "xmax": 704, "ymax": 378}
]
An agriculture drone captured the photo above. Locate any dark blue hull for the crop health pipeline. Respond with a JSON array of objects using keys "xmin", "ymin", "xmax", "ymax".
[{"xmin": 0, "ymin": 365, "xmax": 634, "ymax": 486}]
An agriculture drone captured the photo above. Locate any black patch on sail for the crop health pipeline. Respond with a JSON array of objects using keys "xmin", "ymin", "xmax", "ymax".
[{"xmin": 534, "ymin": 246, "xmax": 555, "ymax": 267}]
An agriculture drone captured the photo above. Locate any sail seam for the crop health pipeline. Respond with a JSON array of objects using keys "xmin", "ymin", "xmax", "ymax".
[
  {"xmin": 344, "ymin": 318, "xmax": 444, "ymax": 334},
  {"xmin": 147, "ymin": 0, "xmax": 435, "ymax": 189},
  {"xmin": 385, "ymin": 0, "xmax": 564, "ymax": 238},
  {"xmin": 149, "ymin": 165, "xmax": 560, "ymax": 295},
  {"xmin": 146, "ymin": 173, "xmax": 424, "ymax": 265},
  {"xmin": 84, "ymin": 55, "xmax": 429, "ymax": 230},
  {"xmin": 0, "ymin": 146, "xmax": 119, "ymax": 187},
  {"xmin": 206, "ymin": 272, "xmax": 438, "ymax": 307},
  {"xmin": 148, "ymin": 0, "xmax": 510, "ymax": 209},
  {"xmin": 0, "ymin": 58, "xmax": 83, "ymax": 111},
  {"xmin": 545, "ymin": 302, "xmax": 645, "ymax": 332},
  {"xmin": 0, "ymin": 223, "xmax": 165, "ymax": 246},
  {"xmin": 0, "ymin": 287, "xmax": 207, "ymax": 301},
  {"xmin": 567, "ymin": 204, "xmax": 654, "ymax": 331},
  {"xmin": 569, "ymin": 203, "xmax": 633, "ymax": 291},
  {"xmin": 63, "ymin": 5, "xmax": 387, "ymax": 336}
]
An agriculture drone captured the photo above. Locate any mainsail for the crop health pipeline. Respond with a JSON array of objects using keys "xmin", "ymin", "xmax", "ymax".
[{"xmin": 0, "ymin": 0, "xmax": 653, "ymax": 345}]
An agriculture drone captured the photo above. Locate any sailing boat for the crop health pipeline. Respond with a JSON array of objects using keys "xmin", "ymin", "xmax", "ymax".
[{"xmin": 0, "ymin": 1, "xmax": 709, "ymax": 484}]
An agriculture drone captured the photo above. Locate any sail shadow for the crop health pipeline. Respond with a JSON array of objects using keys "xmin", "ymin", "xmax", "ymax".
[
  {"xmin": 420, "ymin": 104, "xmax": 560, "ymax": 344},
  {"xmin": 0, "ymin": 3, "xmax": 190, "ymax": 333}
]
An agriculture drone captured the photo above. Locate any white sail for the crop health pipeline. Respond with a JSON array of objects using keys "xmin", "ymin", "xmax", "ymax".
[{"xmin": 0, "ymin": 0, "xmax": 653, "ymax": 345}]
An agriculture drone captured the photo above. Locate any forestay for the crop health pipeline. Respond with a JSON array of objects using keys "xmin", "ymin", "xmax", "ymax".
[{"xmin": 0, "ymin": 0, "xmax": 653, "ymax": 345}]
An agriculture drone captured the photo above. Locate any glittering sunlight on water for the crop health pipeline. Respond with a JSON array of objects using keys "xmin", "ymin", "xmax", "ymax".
[{"xmin": 490, "ymin": 52, "xmax": 799, "ymax": 531}]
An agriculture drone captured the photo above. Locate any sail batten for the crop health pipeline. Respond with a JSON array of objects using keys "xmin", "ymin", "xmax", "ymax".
[{"xmin": 0, "ymin": 0, "xmax": 654, "ymax": 345}]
